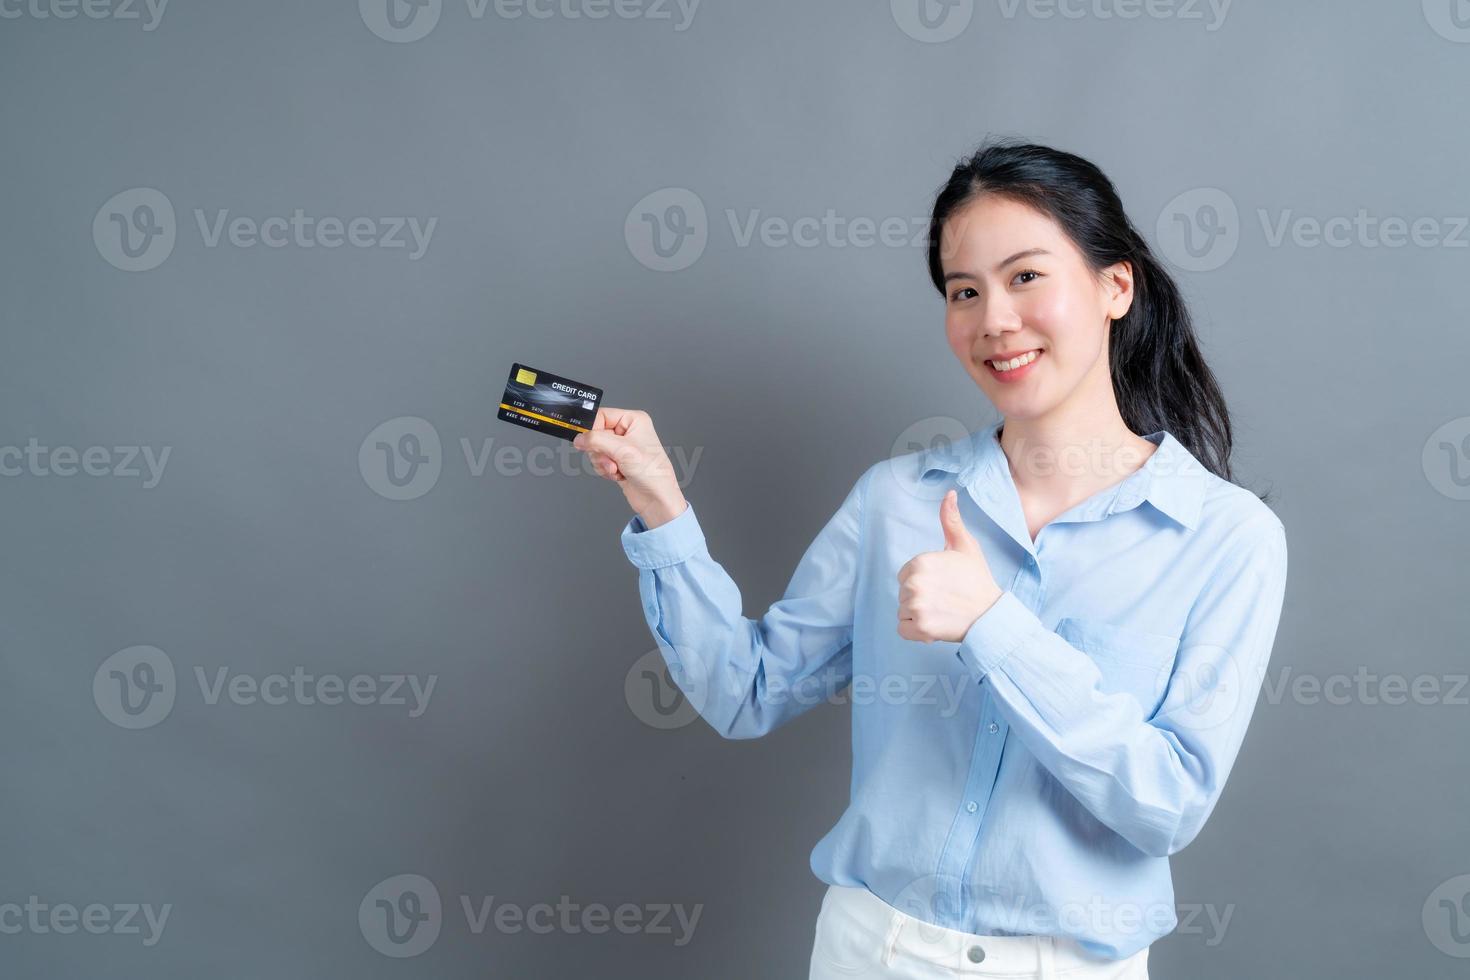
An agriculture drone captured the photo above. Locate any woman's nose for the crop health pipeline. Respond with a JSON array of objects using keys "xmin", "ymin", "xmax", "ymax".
[{"xmin": 981, "ymin": 304, "xmax": 1023, "ymax": 338}]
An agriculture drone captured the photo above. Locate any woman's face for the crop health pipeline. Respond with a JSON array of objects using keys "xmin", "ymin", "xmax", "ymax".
[{"xmin": 939, "ymin": 194, "xmax": 1133, "ymax": 423}]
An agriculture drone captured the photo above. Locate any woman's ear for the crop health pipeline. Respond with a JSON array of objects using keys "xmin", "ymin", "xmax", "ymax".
[{"xmin": 1102, "ymin": 260, "xmax": 1135, "ymax": 320}]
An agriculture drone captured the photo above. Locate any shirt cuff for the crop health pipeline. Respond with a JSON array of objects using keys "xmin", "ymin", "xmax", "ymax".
[
  {"xmin": 954, "ymin": 591, "xmax": 1046, "ymax": 682},
  {"xmin": 619, "ymin": 500, "xmax": 704, "ymax": 569}
]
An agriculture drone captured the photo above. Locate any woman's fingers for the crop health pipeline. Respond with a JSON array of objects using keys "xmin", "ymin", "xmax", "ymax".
[
  {"xmin": 581, "ymin": 446, "xmax": 619, "ymax": 480},
  {"xmin": 575, "ymin": 407, "xmax": 654, "ymax": 477},
  {"xmin": 586, "ymin": 405, "xmax": 642, "ymax": 437},
  {"xmin": 571, "ymin": 406, "xmax": 682, "ymax": 516}
]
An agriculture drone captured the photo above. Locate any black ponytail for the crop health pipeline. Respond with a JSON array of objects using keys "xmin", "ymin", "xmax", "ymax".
[{"xmin": 927, "ymin": 138, "xmax": 1248, "ymax": 491}]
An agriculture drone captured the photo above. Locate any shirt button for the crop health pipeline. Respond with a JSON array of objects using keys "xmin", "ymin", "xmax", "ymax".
[
  {"xmin": 967, "ymin": 944, "xmax": 986, "ymax": 963},
  {"xmin": 988, "ymin": 722, "xmax": 999, "ymax": 734},
  {"xmin": 965, "ymin": 801, "xmax": 978, "ymax": 813}
]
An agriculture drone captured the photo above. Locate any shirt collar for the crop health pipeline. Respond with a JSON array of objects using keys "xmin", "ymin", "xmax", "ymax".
[{"xmin": 918, "ymin": 419, "xmax": 1208, "ymax": 531}]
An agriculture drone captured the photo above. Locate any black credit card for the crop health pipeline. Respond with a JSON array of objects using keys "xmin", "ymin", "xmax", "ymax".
[{"xmin": 496, "ymin": 362, "xmax": 603, "ymax": 442}]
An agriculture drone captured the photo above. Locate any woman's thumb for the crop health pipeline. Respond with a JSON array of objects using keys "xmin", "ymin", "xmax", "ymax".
[
  {"xmin": 940, "ymin": 489, "xmax": 979, "ymax": 554},
  {"xmin": 573, "ymin": 429, "xmax": 611, "ymax": 453}
]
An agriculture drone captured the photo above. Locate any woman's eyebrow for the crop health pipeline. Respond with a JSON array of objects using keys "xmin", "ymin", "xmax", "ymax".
[
  {"xmin": 942, "ymin": 248, "xmax": 1052, "ymax": 283},
  {"xmin": 993, "ymin": 247, "xmax": 1050, "ymax": 271}
]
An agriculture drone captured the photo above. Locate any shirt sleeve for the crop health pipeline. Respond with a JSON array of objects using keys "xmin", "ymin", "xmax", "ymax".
[
  {"xmin": 619, "ymin": 469, "xmax": 869, "ymax": 739},
  {"xmin": 954, "ymin": 515, "xmax": 1289, "ymax": 858}
]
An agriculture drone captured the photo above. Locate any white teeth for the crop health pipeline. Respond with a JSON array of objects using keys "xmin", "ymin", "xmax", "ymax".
[{"xmin": 989, "ymin": 350, "xmax": 1039, "ymax": 372}]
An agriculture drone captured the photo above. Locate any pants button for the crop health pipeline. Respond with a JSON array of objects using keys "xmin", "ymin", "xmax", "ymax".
[{"xmin": 967, "ymin": 944, "xmax": 986, "ymax": 963}]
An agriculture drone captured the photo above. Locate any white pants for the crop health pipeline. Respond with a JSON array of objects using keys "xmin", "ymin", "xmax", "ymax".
[{"xmin": 808, "ymin": 885, "xmax": 1150, "ymax": 979}]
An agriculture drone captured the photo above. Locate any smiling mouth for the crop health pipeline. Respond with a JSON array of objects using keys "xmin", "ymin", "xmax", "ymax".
[{"xmin": 984, "ymin": 349, "xmax": 1043, "ymax": 380}]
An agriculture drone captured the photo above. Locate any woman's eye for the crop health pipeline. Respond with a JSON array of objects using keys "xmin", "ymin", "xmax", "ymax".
[
  {"xmin": 950, "ymin": 286, "xmax": 977, "ymax": 302},
  {"xmin": 1014, "ymin": 270, "xmax": 1041, "ymax": 285}
]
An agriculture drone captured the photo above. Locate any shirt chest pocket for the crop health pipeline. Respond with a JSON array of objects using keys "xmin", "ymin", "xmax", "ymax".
[{"xmin": 1054, "ymin": 618, "xmax": 1179, "ymax": 720}]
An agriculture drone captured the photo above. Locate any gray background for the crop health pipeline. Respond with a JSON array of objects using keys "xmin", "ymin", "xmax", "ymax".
[{"xmin": 3, "ymin": 0, "xmax": 1469, "ymax": 976}]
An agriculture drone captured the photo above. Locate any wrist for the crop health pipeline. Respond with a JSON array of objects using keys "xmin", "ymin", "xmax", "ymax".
[
  {"xmin": 963, "ymin": 586, "xmax": 1004, "ymax": 637},
  {"xmin": 638, "ymin": 495, "xmax": 688, "ymax": 530}
]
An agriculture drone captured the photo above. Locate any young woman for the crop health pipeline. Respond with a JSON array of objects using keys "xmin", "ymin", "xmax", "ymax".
[{"xmin": 573, "ymin": 140, "xmax": 1288, "ymax": 980}]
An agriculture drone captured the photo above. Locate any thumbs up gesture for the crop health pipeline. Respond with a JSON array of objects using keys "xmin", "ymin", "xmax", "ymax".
[{"xmin": 897, "ymin": 489, "xmax": 1004, "ymax": 643}]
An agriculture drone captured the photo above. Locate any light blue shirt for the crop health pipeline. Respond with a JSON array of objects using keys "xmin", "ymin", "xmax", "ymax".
[{"xmin": 618, "ymin": 419, "xmax": 1288, "ymax": 960}]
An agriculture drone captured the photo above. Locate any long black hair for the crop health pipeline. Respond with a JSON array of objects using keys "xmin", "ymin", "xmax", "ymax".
[{"xmin": 927, "ymin": 138, "xmax": 1244, "ymax": 488}]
